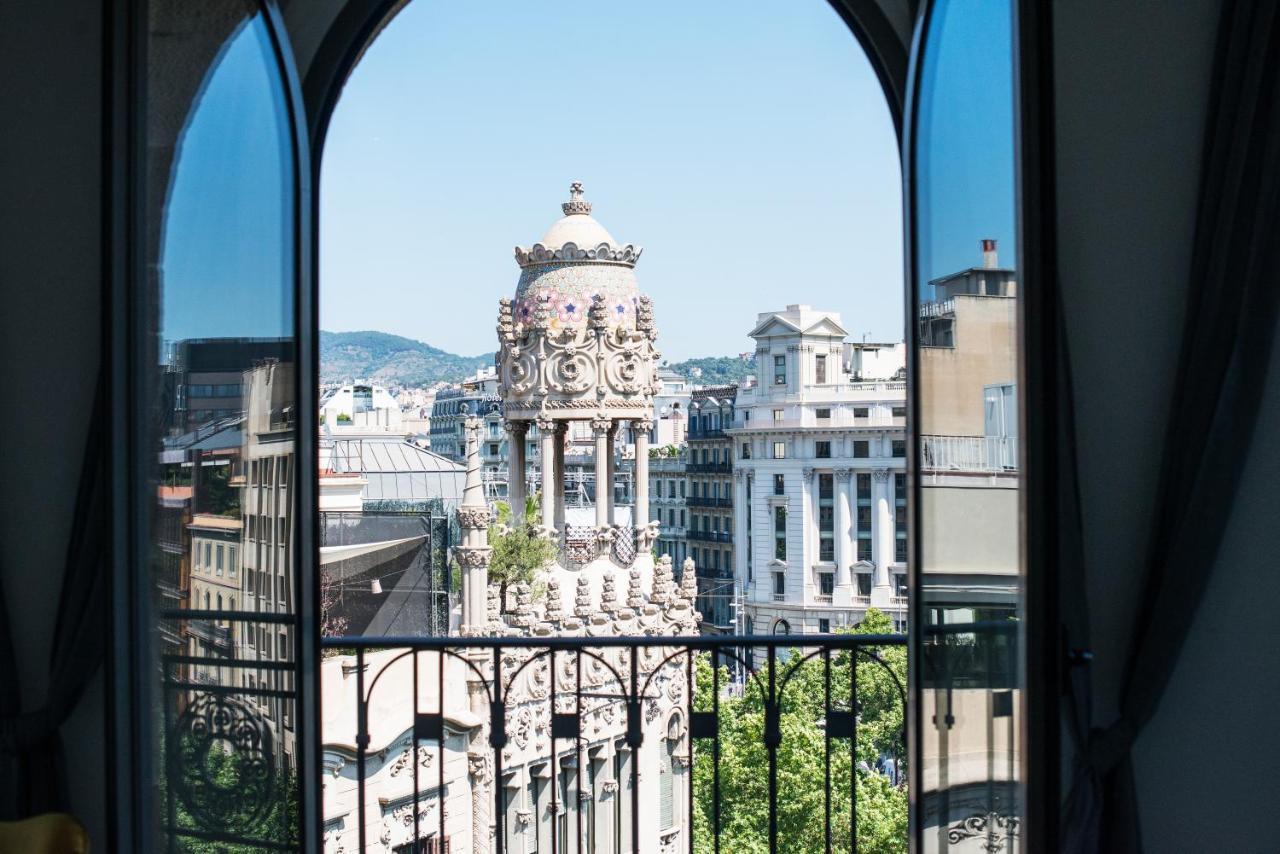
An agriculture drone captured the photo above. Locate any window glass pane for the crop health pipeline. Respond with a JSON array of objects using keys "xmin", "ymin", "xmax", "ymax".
[
  {"xmin": 913, "ymin": 0, "xmax": 1023, "ymax": 847},
  {"xmin": 143, "ymin": 2, "xmax": 300, "ymax": 848}
]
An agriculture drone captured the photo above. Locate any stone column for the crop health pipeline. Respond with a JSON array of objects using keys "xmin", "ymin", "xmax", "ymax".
[
  {"xmin": 733, "ymin": 470, "xmax": 749, "ymax": 584},
  {"xmin": 553, "ymin": 423, "xmax": 567, "ymax": 537},
  {"xmin": 537, "ymin": 417, "xmax": 557, "ymax": 536},
  {"xmin": 506, "ymin": 420, "xmax": 527, "ymax": 525},
  {"xmin": 606, "ymin": 425, "xmax": 617, "ymax": 525},
  {"xmin": 834, "ymin": 468, "xmax": 853, "ymax": 606},
  {"xmin": 468, "ymin": 751, "xmax": 491, "ymax": 854},
  {"xmin": 593, "ymin": 417, "xmax": 612, "ymax": 553},
  {"xmin": 871, "ymin": 469, "xmax": 894, "ymax": 606},
  {"xmin": 634, "ymin": 418, "xmax": 652, "ymax": 550},
  {"xmin": 801, "ymin": 467, "xmax": 814, "ymax": 600},
  {"xmin": 456, "ymin": 416, "xmax": 492, "ymax": 634}
]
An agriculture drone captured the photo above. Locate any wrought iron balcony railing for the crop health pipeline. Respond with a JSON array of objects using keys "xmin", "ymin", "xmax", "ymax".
[
  {"xmin": 686, "ymin": 462, "xmax": 733, "ymax": 474},
  {"xmin": 159, "ymin": 609, "xmax": 300, "ymax": 852},
  {"xmin": 686, "ymin": 495, "xmax": 732, "ymax": 508},
  {"xmin": 321, "ymin": 633, "xmax": 905, "ymax": 854},
  {"xmin": 688, "ymin": 529, "xmax": 732, "ymax": 543}
]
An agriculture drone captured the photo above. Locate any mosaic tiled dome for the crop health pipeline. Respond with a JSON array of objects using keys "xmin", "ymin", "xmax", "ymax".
[{"xmin": 513, "ymin": 183, "xmax": 644, "ymax": 331}]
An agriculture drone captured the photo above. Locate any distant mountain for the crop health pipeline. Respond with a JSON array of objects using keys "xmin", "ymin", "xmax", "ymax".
[
  {"xmin": 322, "ymin": 329, "xmax": 755, "ymax": 391},
  {"xmin": 320, "ymin": 330, "xmax": 493, "ymax": 387},
  {"xmin": 665, "ymin": 355, "xmax": 756, "ymax": 388}
]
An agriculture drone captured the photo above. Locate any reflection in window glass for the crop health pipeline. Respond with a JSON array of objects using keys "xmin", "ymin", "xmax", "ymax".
[
  {"xmin": 913, "ymin": 0, "xmax": 1022, "ymax": 850},
  {"xmin": 144, "ymin": 2, "xmax": 299, "ymax": 849}
]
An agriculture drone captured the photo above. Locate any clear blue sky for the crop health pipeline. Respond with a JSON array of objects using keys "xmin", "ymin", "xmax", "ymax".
[
  {"xmin": 916, "ymin": 0, "xmax": 1017, "ymax": 299},
  {"xmin": 162, "ymin": 14, "xmax": 293, "ymax": 350},
  {"xmin": 319, "ymin": 0, "xmax": 905, "ymax": 361},
  {"xmin": 161, "ymin": 1, "xmax": 1016, "ymax": 359}
]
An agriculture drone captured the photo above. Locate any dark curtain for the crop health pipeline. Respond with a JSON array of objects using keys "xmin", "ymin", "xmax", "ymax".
[
  {"xmin": 0, "ymin": 371, "xmax": 107, "ymax": 818},
  {"xmin": 1061, "ymin": 0, "xmax": 1280, "ymax": 849}
]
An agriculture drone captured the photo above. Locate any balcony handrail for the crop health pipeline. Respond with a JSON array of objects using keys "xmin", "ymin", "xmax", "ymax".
[
  {"xmin": 919, "ymin": 433, "xmax": 1018, "ymax": 473},
  {"xmin": 322, "ymin": 631, "xmax": 905, "ymax": 853},
  {"xmin": 731, "ymin": 417, "xmax": 905, "ymax": 431},
  {"xmin": 919, "ymin": 298, "xmax": 955, "ymax": 318},
  {"xmin": 320, "ymin": 632, "xmax": 904, "ymax": 650}
]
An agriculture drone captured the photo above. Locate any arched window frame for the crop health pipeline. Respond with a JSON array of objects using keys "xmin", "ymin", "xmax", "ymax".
[{"xmin": 106, "ymin": 1, "xmax": 1061, "ymax": 850}]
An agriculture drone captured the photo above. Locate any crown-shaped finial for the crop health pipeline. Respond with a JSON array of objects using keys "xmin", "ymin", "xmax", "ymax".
[{"xmin": 561, "ymin": 181, "xmax": 592, "ymax": 216}]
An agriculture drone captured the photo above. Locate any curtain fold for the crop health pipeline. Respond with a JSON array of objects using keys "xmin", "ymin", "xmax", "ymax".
[
  {"xmin": 0, "ymin": 370, "xmax": 107, "ymax": 818},
  {"xmin": 1061, "ymin": 0, "xmax": 1280, "ymax": 849}
]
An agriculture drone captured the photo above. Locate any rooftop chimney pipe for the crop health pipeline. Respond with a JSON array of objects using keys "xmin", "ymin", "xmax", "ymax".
[{"xmin": 981, "ymin": 239, "xmax": 998, "ymax": 269}]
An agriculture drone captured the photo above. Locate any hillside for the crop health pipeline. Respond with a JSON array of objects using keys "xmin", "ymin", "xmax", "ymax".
[
  {"xmin": 322, "ymin": 330, "xmax": 756, "ymax": 390},
  {"xmin": 320, "ymin": 330, "xmax": 493, "ymax": 386},
  {"xmin": 665, "ymin": 355, "xmax": 756, "ymax": 387}
]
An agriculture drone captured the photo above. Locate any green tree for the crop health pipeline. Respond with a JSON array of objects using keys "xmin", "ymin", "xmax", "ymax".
[
  {"xmin": 200, "ymin": 461, "xmax": 240, "ymax": 516},
  {"xmin": 691, "ymin": 609, "xmax": 907, "ymax": 853},
  {"xmin": 162, "ymin": 729, "xmax": 300, "ymax": 853},
  {"xmin": 486, "ymin": 496, "xmax": 556, "ymax": 609}
]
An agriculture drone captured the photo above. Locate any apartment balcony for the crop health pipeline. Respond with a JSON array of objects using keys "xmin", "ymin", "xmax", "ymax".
[
  {"xmin": 686, "ymin": 496, "xmax": 732, "ymax": 508},
  {"xmin": 185, "ymin": 617, "xmax": 232, "ymax": 649},
  {"xmin": 919, "ymin": 434, "xmax": 1018, "ymax": 473},
  {"xmin": 687, "ymin": 427, "xmax": 726, "ymax": 440},
  {"xmin": 733, "ymin": 416, "xmax": 905, "ymax": 431},
  {"xmin": 686, "ymin": 462, "xmax": 733, "ymax": 474},
  {"xmin": 688, "ymin": 530, "xmax": 732, "ymax": 543},
  {"xmin": 322, "ymin": 633, "xmax": 905, "ymax": 853},
  {"xmin": 918, "ymin": 297, "xmax": 955, "ymax": 319}
]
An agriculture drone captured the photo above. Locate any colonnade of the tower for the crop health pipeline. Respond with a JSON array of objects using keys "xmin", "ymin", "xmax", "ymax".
[{"xmin": 501, "ymin": 415, "xmax": 653, "ymax": 564}]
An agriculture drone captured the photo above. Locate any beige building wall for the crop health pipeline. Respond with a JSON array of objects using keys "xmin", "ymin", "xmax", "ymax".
[
  {"xmin": 920, "ymin": 483, "xmax": 1019, "ymax": 578},
  {"xmin": 919, "ymin": 296, "xmax": 1017, "ymax": 436}
]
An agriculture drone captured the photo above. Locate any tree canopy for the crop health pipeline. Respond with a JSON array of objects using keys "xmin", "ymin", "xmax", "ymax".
[
  {"xmin": 486, "ymin": 497, "xmax": 556, "ymax": 607},
  {"xmin": 691, "ymin": 609, "xmax": 907, "ymax": 852}
]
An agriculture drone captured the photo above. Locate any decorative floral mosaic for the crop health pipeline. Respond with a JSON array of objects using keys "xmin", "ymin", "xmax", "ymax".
[{"xmin": 514, "ymin": 262, "xmax": 642, "ymax": 331}]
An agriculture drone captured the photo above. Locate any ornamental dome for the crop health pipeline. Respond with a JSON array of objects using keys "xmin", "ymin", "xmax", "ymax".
[{"xmin": 512, "ymin": 183, "xmax": 644, "ymax": 331}]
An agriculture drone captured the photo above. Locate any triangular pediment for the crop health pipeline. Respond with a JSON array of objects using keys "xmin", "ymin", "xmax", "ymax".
[
  {"xmin": 800, "ymin": 317, "xmax": 849, "ymax": 338},
  {"xmin": 748, "ymin": 316, "xmax": 803, "ymax": 338}
]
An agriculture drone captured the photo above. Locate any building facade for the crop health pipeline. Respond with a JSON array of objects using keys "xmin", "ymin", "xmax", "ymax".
[
  {"xmin": 238, "ymin": 359, "xmax": 299, "ymax": 769},
  {"xmin": 164, "ymin": 337, "xmax": 292, "ymax": 434},
  {"xmin": 730, "ymin": 305, "xmax": 908, "ymax": 637},
  {"xmin": 430, "ymin": 367, "xmax": 504, "ymax": 463},
  {"xmin": 187, "ymin": 513, "xmax": 242, "ymax": 686},
  {"xmin": 650, "ymin": 367, "xmax": 691, "ymax": 447},
  {"xmin": 917, "ymin": 240, "xmax": 1019, "ymax": 618},
  {"xmin": 649, "ymin": 446, "xmax": 688, "ymax": 567},
  {"xmin": 686, "ymin": 387, "xmax": 737, "ymax": 630},
  {"xmin": 319, "ymin": 381, "xmax": 403, "ymax": 433}
]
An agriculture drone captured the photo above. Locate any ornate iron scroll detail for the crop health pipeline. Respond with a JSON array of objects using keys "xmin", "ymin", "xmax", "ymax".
[
  {"xmin": 169, "ymin": 692, "xmax": 275, "ymax": 835},
  {"xmin": 946, "ymin": 812, "xmax": 1020, "ymax": 852}
]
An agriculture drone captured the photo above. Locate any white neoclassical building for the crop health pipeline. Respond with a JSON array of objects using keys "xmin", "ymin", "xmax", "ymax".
[{"xmin": 729, "ymin": 305, "xmax": 908, "ymax": 637}]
